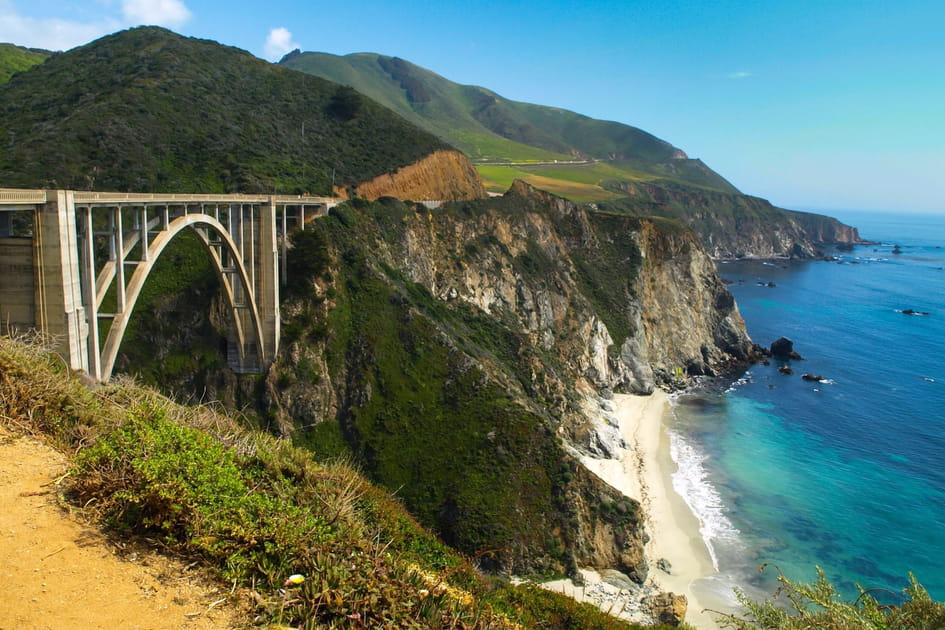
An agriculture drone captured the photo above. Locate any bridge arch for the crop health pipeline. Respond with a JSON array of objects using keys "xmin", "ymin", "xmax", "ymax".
[
  {"xmin": 98, "ymin": 213, "xmax": 264, "ymax": 381},
  {"xmin": 1, "ymin": 189, "xmax": 337, "ymax": 381}
]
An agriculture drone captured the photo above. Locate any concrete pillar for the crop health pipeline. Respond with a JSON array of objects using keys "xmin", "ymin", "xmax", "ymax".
[
  {"xmin": 259, "ymin": 199, "xmax": 280, "ymax": 362},
  {"xmin": 34, "ymin": 191, "xmax": 89, "ymax": 373}
]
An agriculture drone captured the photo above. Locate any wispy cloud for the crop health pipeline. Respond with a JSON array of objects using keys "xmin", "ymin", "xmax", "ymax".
[
  {"xmin": 264, "ymin": 27, "xmax": 298, "ymax": 61},
  {"xmin": 727, "ymin": 71, "xmax": 753, "ymax": 79},
  {"xmin": 0, "ymin": 0, "xmax": 192, "ymax": 51}
]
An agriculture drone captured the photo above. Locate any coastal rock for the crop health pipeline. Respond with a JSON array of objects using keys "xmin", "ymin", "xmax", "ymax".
[
  {"xmin": 778, "ymin": 365, "xmax": 794, "ymax": 375},
  {"xmin": 900, "ymin": 308, "xmax": 931, "ymax": 316},
  {"xmin": 801, "ymin": 373, "xmax": 825, "ymax": 382},
  {"xmin": 642, "ymin": 592, "xmax": 688, "ymax": 626},
  {"xmin": 770, "ymin": 336, "xmax": 803, "ymax": 360}
]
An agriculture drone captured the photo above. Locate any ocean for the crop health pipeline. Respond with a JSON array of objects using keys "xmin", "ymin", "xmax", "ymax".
[{"xmin": 669, "ymin": 210, "xmax": 945, "ymax": 607}]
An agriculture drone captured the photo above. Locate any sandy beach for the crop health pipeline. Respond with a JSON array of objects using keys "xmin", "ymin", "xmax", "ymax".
[{"xmin": 551, "ymin": 391, "xmax": 728, "ymax": 629}]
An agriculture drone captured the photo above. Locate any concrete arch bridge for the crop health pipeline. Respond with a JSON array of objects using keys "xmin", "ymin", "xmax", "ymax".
[{"xmin": 0, "ymin": 189, "xmax": 337, "ymax": 380}]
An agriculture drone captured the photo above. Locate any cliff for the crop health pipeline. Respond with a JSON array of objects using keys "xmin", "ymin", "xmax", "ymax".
[
  {"xmin": 603, "ymin": 180, "xmax": 862, "ymax": 259},
  {"xmin": 350, "ymin": 149, "xmax": 488, "ymax": 200},
  {"xmin": 268, "ymin": 182, "xmax": 751, "ymax": 582}
]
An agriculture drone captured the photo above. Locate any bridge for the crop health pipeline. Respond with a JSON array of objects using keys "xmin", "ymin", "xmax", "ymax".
[{"xmin": 0, "ymin": 189, "xmax": 338, "ymax": 380}]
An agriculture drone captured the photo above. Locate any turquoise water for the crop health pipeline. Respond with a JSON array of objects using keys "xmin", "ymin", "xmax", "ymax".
[{"xmin": 669, "ymin": 210, "xmax": 945, "ymax": 603}]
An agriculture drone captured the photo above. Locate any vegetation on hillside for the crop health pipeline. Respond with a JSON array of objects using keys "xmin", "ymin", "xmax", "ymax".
[
  {"xmin": 280, "ymin": 196, "xmax": 587, "ymax": 575},
  {"xmin": 0, "ymin": 43, "xmax": 50, "ymax": 84},
  {"xmin": 280, "ymin": 51, "xmax": 737, "ymax": 194},
  {"xmin": 0, "ymin": 334, "xmax": 672, "ymax": 630},
  {"xmin": 0, "ymin": 27, "xmax": 450, "ymax": 193},
  {"xmin": 280, "ymin": 50, "xmax": 859, "ymax": 257}
]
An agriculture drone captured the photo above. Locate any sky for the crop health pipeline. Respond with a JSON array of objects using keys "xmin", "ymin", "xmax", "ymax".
[{"xmin": 2, "ymin": 0, "xmax": 944, "ymax": 214}]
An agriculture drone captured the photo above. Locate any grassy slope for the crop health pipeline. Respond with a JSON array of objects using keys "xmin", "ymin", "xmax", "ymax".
[
  {"xmin": 0, "ymin": 43, "xmax": 50, "ymax": 84},
  {"xmin": 0, "ymin": 335, "xmax": 666, "ymax": 630},
  {"xmin": 280, "ymin": 51, "xmax": 738, "ymax": 195},
  {"xmin": 0, "ymin": 28, "xmax": 449, "ymax": 193}
]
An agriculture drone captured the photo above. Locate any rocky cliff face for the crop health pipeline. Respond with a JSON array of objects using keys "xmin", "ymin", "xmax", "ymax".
[
  {"xmin": 268, "ymin": 182, "xmax": 751, "ymax": 584},
  {"xmin": 350, "ymin": 149, "xmax": 488, "ymax": 200},
  {"xmin": 604, "ymin": 180, "xmax": 862, "ymax": 259}
]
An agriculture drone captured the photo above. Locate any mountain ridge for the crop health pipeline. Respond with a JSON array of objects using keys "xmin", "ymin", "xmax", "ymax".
[{"xmin": 281, "ymin": 50, "xmax": 862, "ymax": 257}]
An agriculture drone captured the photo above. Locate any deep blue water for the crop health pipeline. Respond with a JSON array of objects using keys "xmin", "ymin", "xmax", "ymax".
[{"xmin": 669, "ymin": 210, "xmax": 945, "ymax": 604}]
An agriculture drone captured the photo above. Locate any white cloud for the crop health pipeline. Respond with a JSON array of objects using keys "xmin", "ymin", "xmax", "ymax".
[
  {"xmin": 264, "ymin": 27, "xmax": 298, "ymax": 61},
  {"xmin": 121, "ymin": 0, "xmax": 191, "ymax": 28},
  {"xmin": 0, "ymin": 0, "xmax": 191, "ymax": 51},
  {"xmin": 727, "ymin": 71, "xmax": 753, "ymax": 79},
  {"xmin": 0, "ymin": 0, "xmax": 120, "ymax": 50}
]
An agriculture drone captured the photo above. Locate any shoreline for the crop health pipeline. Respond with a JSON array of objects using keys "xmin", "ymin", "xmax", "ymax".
[{"xmin": 560, "ymin": 391, "xmax": 731, "ymax": 629}]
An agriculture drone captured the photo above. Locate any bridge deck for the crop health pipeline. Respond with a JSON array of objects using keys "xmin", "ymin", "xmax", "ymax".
[{"xmin": 0, "ymin": 189, "xmax": 338, "ymax": 208}]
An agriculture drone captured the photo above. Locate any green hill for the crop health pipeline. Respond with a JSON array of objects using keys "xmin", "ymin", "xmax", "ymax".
[
  {"xmin": 0, "ymin": 43, "xmax": 50, "ymax": 84},
  {"xmin": 280, "ymin": 51, "xmax": 737, "ymax": 195},
  {"xmin": 279, "ymin": 50, "xmax": 861, "ymax": 257},
  {"xmin": 0, "ymin": 28, "xmax": 449, "ymax": 194}
]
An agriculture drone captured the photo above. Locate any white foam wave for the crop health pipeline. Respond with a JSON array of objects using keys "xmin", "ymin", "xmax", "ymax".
[{"xmin": 667, "ymin": 430, "xmax": 741, "ymax": 572}]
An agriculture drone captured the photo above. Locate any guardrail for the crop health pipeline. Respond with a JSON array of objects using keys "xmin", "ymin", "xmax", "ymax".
[{"xmin": 0, "ymin": 188, "xmax": 338, "ymax": 207}]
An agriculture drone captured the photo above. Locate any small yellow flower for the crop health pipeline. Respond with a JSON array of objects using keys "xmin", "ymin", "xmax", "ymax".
[{"xmin": 283, "ymin": 574, "xmax": 305, "ymax": 586}]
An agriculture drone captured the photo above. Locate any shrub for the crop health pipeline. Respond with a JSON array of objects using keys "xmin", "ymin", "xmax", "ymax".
[{"xmin": 718, "ymin": 565, "xmax": 945, "ymax": 630}]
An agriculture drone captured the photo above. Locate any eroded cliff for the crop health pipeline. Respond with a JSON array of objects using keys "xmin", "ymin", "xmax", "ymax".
[
  {"xmin": 268, "ymin": 181, "xmax": 751, "ymax": 583},
  {"xmin": 603, "ymin": 180, "xmax": 862, "ymax": 259},
  {"xmin": 349, "ymin": 149, "xmax": 488, "ymax": 201}
]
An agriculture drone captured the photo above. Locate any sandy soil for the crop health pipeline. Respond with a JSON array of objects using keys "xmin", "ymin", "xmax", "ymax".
[
  {"xmin": 567, "ymin": 391, "xmax": 724, "ymax": 630},
  {"xmin": 0, "ymin": 430, "xmax": 241, "ymax": 630}
]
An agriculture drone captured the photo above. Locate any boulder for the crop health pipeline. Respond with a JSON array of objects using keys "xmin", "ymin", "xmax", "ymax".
[
  {"xmin": 778, "ymin": 365, "xmax": 794, "ymax": 375},
  {"xmin": 770, "ymin": 337, "xmax": 803, "ymax": 360},
  {"xmin": 801, "ymin": 373, "xmax": 825, "ymax": 382},
  {"xmin": 643, "ymin": 592, "xmax": 688, "ymax": 626}
]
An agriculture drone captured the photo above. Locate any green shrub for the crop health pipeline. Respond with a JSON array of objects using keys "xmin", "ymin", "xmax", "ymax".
[{"xmin": 718, "ymin": 566, "xmax": 945, "ymax": 630}]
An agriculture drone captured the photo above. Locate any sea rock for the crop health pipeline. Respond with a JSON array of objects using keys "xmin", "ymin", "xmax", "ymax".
[
  {"xmin": 643, "ymin": 592, "xmax": 688, "ymax": 626},
  {"xmin": 770, "ymin": 337, "xmax": 803, "ymax": 360},
  {"xmin": 778, "ymin": 365, "xmax": 794, "ymax": 375},
  {"xmin": 901, "ymin": 308, "xmax": 930, "ymax": 316},
  {"xmin": 801, "ymin": 373, "xmax": 825, "ymax": 381}
]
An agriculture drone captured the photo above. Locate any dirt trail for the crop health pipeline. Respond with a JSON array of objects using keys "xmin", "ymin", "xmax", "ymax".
[{"xmin": 0, "ymin": 431, "xmax": 240, "ymax": 629}]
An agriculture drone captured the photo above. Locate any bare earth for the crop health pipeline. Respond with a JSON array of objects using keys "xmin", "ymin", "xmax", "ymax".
[{"xmin": 0, "ymin": 431, "xmax": 240, "ymax": 630}]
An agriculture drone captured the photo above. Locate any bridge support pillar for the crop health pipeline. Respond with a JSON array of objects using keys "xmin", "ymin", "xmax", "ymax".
[
  {"xmin": 260, "ymin": 199, "xmax": 280, "ymax": 363},
  {"xmin": 34, "ymin": 191, "xmax": 89, "ymax": 373}
]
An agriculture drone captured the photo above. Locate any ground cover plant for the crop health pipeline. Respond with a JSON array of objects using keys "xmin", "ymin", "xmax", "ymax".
[{"xmin": 0, "ymin": 334, "xmax": 676, "ymax": 629}]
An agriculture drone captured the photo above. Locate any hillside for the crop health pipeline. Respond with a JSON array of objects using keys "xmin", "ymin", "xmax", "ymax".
[
  {"xmin": 281, "ymin": 51, "xmax": 861, "ymax": 257},
  {"xmin": 0, "ymin": 334, "xmax": 688, "ymax": 630},
  {"xmin": 0, "ymin": 43, "xmax": 50, "ymax": 84},
  {"xmin": 281, "ymin": 51, "xmax": 737, "ymax": 194},
  {"xmin": 0, "ymin": 28, "xmax": 453, "ymax": 194},
  {"xmin": 264, "ymin": 184, "xmax": 751, "ymax": 577}
]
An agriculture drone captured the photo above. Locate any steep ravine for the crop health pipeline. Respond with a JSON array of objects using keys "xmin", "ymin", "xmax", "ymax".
[{"xmin": 266, "ymin": 182, "xmax": 752, "ymax": 591}]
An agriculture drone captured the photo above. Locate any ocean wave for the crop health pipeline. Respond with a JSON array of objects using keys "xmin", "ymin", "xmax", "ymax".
[{"xmin": 667, "ymin": 429, "xmax": 742, "ymax": 571}]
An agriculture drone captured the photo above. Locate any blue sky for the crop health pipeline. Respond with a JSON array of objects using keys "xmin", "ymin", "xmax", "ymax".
[{"xmin": 2, "ymin": 0, "xmax": 943, "ymax": 213}]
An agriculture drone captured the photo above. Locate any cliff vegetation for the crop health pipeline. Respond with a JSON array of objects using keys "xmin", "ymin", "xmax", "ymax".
[{"xmin": 263, "ymin": 182, "xmax": 750, "ymax": 583}]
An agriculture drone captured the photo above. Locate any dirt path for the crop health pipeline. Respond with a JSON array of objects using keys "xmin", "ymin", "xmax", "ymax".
[{"xmin": 0, "ymin": 431, "xmax": 241, "ymax": 630}]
